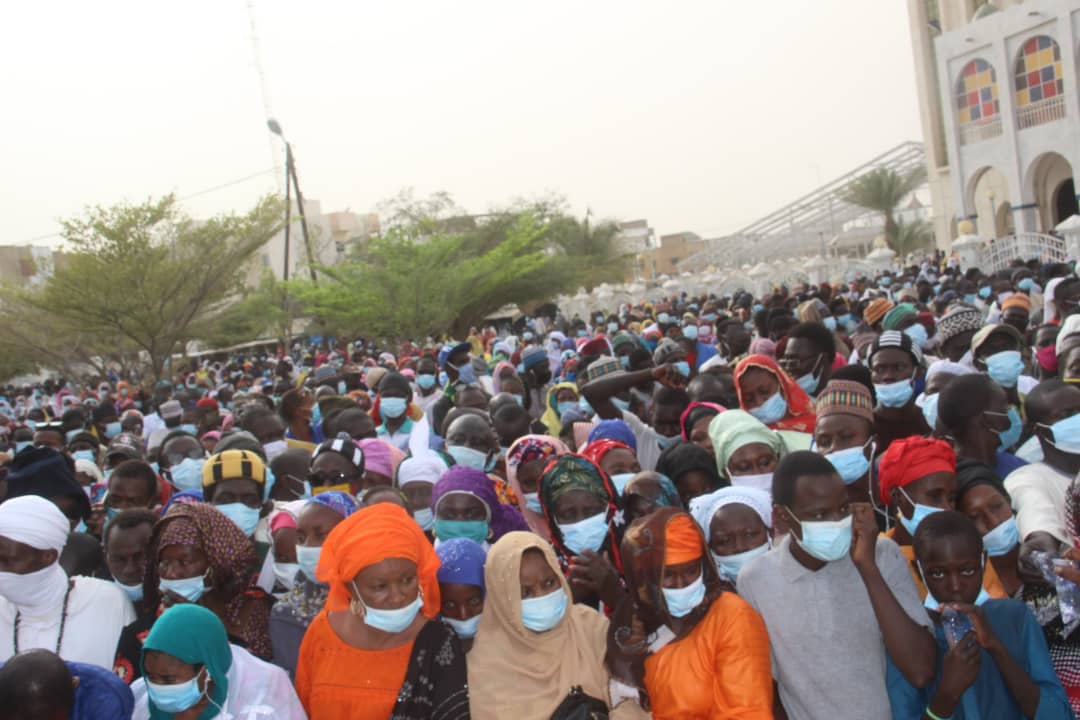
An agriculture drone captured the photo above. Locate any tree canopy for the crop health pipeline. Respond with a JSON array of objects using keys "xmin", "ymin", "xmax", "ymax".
[
  {"xmin": 840, "ymin": 166, "xmax": 928, "ymax": 250},
  {"xmin": 0, "ymin": 194, "xmax": 282, "ymax": 382},
  {"xmin": 289, "ymin": 194, "xmax": 631, "ymax": 341}
]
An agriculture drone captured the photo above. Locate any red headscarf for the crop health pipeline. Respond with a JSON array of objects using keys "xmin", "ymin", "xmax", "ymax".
[
  {"xmin": 877, "ymin": 436, "xmax": 957, "ymax": 505},
  {"xmin": 316, "ymin": 503, "xmax": 441, "ymax": 617},
  {"xmin": 679, "ymin": 401, "xmax": 726, "ymax": 441},
  {"xmin": 579, "ymin": 439, "xmax": 634, "ymax": 470},
  {"xmin": 733, "ymin": 354, "xmax": 816, "ymax": 433}
]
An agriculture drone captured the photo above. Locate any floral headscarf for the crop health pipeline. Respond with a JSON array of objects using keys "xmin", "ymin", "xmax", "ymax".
[
  {"xmin": 733, "ymin": 354, "xmax": 816, "ymax": 433},
  {"xmin": 538, "ymin": 455, "xmax": 624, "ymax": 573},
  {"xmin": 506, "ymin": 435, "xmax": 569, "ymax": 540}
]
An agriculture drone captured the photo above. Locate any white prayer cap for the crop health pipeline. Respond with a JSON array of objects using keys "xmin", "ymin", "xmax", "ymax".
[{"xmin": 0, "ymin": 496, "xmax": 70, "ymax": 552}]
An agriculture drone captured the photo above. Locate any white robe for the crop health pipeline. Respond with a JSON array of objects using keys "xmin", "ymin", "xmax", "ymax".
[
  {"xmin": 0, "ymin": 576, "xmax": 135, "ymax": 670},
  {"xmin": 132, "ymin": 644, "xmax": 307, "ymax": 719}
]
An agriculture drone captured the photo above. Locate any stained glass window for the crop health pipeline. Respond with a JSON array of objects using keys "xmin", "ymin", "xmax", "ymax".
[
  {"xmin": 1015, "ymin": 35, "xmax": 1063, "ymax": 107},
  {"xmin": 956, "ymin": 59, "xmax": 999, "ymax": 125}
]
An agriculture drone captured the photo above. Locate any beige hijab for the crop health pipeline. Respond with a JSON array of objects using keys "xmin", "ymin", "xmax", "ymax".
[{"xmin": 468, "ymin": 531, "xmax": 610, "ymax": 719}]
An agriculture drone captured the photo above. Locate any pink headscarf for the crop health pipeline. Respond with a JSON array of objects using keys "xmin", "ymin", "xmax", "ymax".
[
  {"xmin": 506, "ymin": 435, "xmax": 569, "ymax": 540},
  {"xmin": 357, "ymin": 438, "xmax": 405, "ymax": 479}
]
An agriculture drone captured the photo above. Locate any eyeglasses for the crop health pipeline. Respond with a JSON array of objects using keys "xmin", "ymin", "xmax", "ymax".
[
  {"xmin": 162, "ymin": 448, "xmax": 206, "ymax": 468},
  {"xmin": 307, "ymin": 470, "xmax": 358, "ymax": 488}
]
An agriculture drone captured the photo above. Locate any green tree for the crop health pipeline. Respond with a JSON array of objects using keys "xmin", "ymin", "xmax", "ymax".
[
  {"xmin": 290, "ymin": 194, "xmax": 631, "ymax": 340},
  {"xmin": 894, "ymin": 218, "xmax": 936, "ymax": 259},
  {"xmin": 840, "ymin": 166, "xmax": 928, "ymax": 250},
  {"xmin": 5, "ymin": 194, "xmax": 283, "ymax": 381},
  {"xmin": 190, "ymin": 270, "xmax": 293, "ymax": 349}
]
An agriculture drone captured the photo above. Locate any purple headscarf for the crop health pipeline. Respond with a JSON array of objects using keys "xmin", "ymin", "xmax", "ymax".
[{"xmin": 431, "ymin": 466, "xmax": 529, "ymax": 542}]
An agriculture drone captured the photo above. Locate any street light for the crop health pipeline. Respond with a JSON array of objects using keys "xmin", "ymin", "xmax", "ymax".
[{"xmin": 267, "ymin": 118, "xmax": 317, "ymax": 285}]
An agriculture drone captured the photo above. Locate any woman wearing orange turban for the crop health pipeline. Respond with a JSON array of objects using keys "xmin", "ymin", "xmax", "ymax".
[
  {"xmin": 605, "ymin": 509, "xmax": 773, "ymax": 718},
  {"xmin": 294, "ymin": 503, "xmax": 469, "ymax": 720}
]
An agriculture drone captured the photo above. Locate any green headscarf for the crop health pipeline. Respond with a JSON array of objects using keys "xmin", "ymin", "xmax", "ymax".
[
  {"xmin": 707, "ymin": 409, "xmax": 785, "ymax": 478},
  {"xmin": 142, "ymin": 604, "xmax": 232, "ymax": 720}
]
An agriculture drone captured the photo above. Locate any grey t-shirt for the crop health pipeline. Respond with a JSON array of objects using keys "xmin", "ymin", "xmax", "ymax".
[{"xmin": 738, "ymin": 534, "xmax": 931, "ymax": 720}]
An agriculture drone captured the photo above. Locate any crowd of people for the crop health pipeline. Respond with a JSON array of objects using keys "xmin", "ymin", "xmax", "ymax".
[{"xmin": 1, "ymin": 252, "xmax": 1080, "ymax": 718}]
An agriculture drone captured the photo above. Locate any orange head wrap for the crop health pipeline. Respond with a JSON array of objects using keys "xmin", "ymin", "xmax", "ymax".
[
  {"xmin": 877, "ymin": 436, "xmax": 956, "ymax": 505},
  {"xmin": 1002, "ymin": 293, "xmax": 1032, "ymax": 313},
  {"xmin": 316, "ymin": 502, "xmax": 441, "ymax": 617},
  {"xmin": 664, "ymin": 514, "xmax": 704, "ymax": 566}
]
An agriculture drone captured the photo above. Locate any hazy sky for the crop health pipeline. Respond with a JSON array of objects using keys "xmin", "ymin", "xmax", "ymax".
[{"xmin": 4, "ymin": 1, "xmax": 922, "ymax": 248}]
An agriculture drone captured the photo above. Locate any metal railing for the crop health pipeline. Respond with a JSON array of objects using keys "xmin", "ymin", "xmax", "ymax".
[
  {"xmin": 1017, "ymin": 95, "xmax": 1066, "ymax": 130},
  {"xmin": 958, "ymin": 117, "xmax": 1002, "ymax": 146},
  {"xmin": 984, "ymin": 232, "xmax": 1067, "ymax": 272}
]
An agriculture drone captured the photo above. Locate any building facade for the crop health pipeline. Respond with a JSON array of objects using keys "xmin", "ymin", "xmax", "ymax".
[{"xmin": 909, "ymin": 0, "xmax": 1080, "ymax": 244}]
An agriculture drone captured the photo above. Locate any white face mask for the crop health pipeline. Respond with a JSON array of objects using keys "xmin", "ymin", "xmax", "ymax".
[
  {"xmin": 729, "ymin": 472, "xmax": 773, "ymax": 495},
  {"xmin": 0, "ymin": 563, "xmax": 68, "ymax": 614},
  {"xmin": 273, "ymin": 562, "xmax": 301, "ymax": 591}
]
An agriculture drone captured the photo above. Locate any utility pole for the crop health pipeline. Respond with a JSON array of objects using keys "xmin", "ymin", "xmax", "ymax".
[{"xmin": 268, "ymin": 118, "xmax": 318, "ymax": 285}]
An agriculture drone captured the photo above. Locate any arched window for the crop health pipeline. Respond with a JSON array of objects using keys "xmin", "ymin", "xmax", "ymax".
[
  {"xmin": 1015, "ymin": 35, "xmax": 1065, "ymax": 128},
  {"xmin": 955, "ymin": 59, "xmax": 1001, "ymax": 144}
]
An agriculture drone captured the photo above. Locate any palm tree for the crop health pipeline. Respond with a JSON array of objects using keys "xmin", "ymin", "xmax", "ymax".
[
  {"xmin": 893, "ymin": 218, "xmax": 936, "ymax": 260},
  {"xmin": 840, "ymin": 166, "xmax": 928, "ymax": 250}
]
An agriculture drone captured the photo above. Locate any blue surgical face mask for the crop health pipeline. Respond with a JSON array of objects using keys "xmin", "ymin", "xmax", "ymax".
[
  {"xmin": 662, "ymin": 572, "xmax": 706, "ymax": 618},
  {"xmin": 920, "ymin": 559, "xmax": 991, "ymax": 610},
  {"xmin": 964, "ymin": 293, "xmax": 977, "ymax": 305},
  {"xmin": 823, "ymin": 316, "xmax": 837, "ymax": 332},
  {"xmin": 898, "ymin": 487, "xmax": 942, "ymax": 536},
  {"xmin": 296, "ymin": 545, "xmax": 323, "ymax": 582},
  {"xmin": 159, "ymin": 572, "xmax": 208, "ymax": 603},
  {"xmin": 380, "ymin": 397, "xmax": 408, "ymax": 420},
  {"xmin": 416, "ymin": 374, "xmax": 437, "ymax": 391},
  {"xmin": 606, "ymin": 322, "xmax": 619, "ymax": 334},
  {"xmin": 558, "ymin": 511, "xmax": 608, "ymax": 555},
  {"xmin": 454, "ymin": 360, "xmax": 477, "ymax": 385},
  {"xmin": 916, "ymin": 392, "xmax": 939, "ymax": 430},
  {"xmin": 14, "ymin": 441, "xmax": 30, "ymax": 454},
  {"xmin": 146, "ymin": 668, "xmax": 207, "ymax": 714},
  {"xmin": 438, "ymin": 371, "xmax": 449, "ymax": 386},
  {"xmin": 903, "ymin": 323, "xmax": 929, "ymax": 349},
  {"xmin": 215, "ymin": 502, "xmax": 261, "ymax": 537},
  {"xmin": 985, "ymin": 350, "xmax": 1024, "ymax": 389},
  {"xmin": 979, "ymin": 286, "xmax": 991, "ymax": 299},
  {"xmin": 713, "ymin": 541, "xmax": 770, "ymax": 583},
  {"xmin": 789, "ymin": 512, "xmax": 852, "ymax": 562},
  {"xmin": 824, "ymin": 443, "xmax": 872, "ymax": 485},
  {"xmin": 983, "ymin": 516, "xmax": 1019, "ymax": 557},
  {"xmin": 682, "ymin": 326, "xmax": 699, "ymax": 341},
  {"xmin": 337, "ymin": 380, "xmax": 347, "ymax": 395},
  {"xmin": 413, "ymin": 507, "xmax": 434, "ymax": 531},
  {"xmin": 748, "ymin": 391, "xmax": 787, "ymax": 426},
  {"xmin": 619, "ymin": 356, "xmax": 631, "ymax": 370},
  {"xmin": 179, "ymin": 423, "xmax": 198, "ymax": 436},
  {"xmin": 521, "ymin": 588, "xmax": 567, "ymax": 632},
  {"xmin": 795, "ymin": 364, "xmax": 822, "ymax": 397},
  {"xmin": 1018, "ymin": 278, "xmax": 1035, "ymax": 292},
  {"xmin": 1039, "ymin": 413, "xmax": 1080, "ymax": 454},
  {"xmin": 657, "ymin": 433, "xmax": 679, "ymax": 450},
  {"xmin": 524, "ymin": 492, "xmax": 543, "ymax": 514},
  {"xmin": 988, "ymin": 407, "xmax": 1023, "ymax": 452},
  {"xmin": 352, "ymin": 582, "xmax": 423, "ymax": 633},
  {"xmin": 73, "ymin": 449, "xmax": 96, "ymax": 463},
  {"xmin": 673, "ymin": 361, "xmax": 691, "ymax": 378},
  {"xmin": 556, "ymin": 400, "xmax": 577, "ymax": 418},
  {"xmin": 837, "ymin": 313, "xmax": 853, "ymax": 329},
  {"xmin": 511, "ymin": 393, "xmax": 525, "ymax": 406},
  {"xmin": 444, "ymin": 613, "xmax": 482, "ymax": 639},
  {"xmin": 447, "ymin": 445, "xmax": 494, "ymax": 473},
  {"xmin": 167, "ymin": 457, "xmax": 205, "ymax": 492},
  {"xmin": 875, "ymin": 378, "xmax": 915, "ymax": 408},
  {"xmin": 114, "ymin": 578, "xmax": 144, "ymax": 602},
  {"xmin": 609, "ymin": 473, "xmax": 635, "ymax": 495},
  {"xmin": 104, "ymin": 421, "xmax": 123, "ymax": 440},
  {"xmin": 433, "ymin": 518, "xmax": 489, "ymax": 544}
]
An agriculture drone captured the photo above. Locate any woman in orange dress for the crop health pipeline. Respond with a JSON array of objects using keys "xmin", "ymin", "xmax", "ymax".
[
  {"xmin": 294, "ymin": 503, "xmax": 469, "ymax": 720},
  {"xmin": 607, "ymin": 508, "xmax": 773, "ymax": 719}
]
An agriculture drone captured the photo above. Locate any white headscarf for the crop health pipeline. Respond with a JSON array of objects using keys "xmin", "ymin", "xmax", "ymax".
[
  {"xmin": 1057, "ymin": 314, "xmax": 1080, "ymax": 356},
  {"xmin": 395, "ymin": 450, "xmax": 449, "ymax": 488},
  {"xmin": 689, "ymin": 486, "xmax": 772, "ymax": 543},
  {"xmin": 0, "ymin": 496, "xmax": 70, "ymax": 552}
]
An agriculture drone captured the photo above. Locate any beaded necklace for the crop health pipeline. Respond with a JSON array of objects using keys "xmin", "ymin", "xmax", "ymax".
[{"xmin": 13, "ymin": 580, "xmax": 74, "ymax": 654}]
